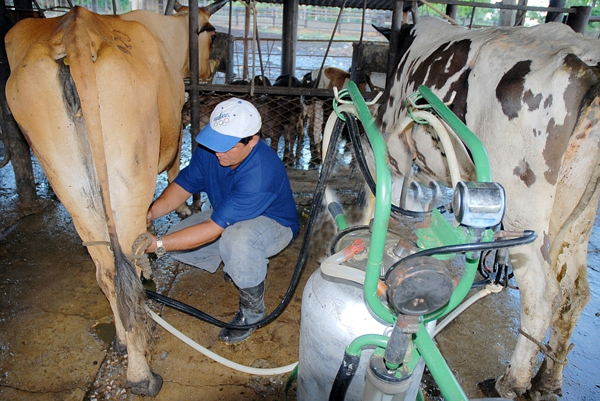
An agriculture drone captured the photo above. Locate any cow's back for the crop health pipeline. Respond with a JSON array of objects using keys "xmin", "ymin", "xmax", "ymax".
[{"xmin": 378, "ymin": 18, "xmax": 600, "ymax": 233}]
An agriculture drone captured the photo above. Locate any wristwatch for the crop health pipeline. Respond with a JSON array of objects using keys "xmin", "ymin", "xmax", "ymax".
[{"xmin": 155, "ymin": 235, "xmax": 166, "ymax": 259}]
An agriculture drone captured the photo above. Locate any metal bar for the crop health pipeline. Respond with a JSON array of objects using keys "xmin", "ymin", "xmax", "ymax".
[
  {"xmin": 280, "ymin": 0, "xmax": 298, "ymax": 77},
  {"xmin": 243, "ymin": 3, "xmax": 250, "ymax": 79},
  {"xmin": 415, "ymin": 0, "xmax": 573, "ymax": 13},
  {"xmin": 386, "ymin": 0, "xmax": 403, "ymax": 85},
  {"xmin": 186, "ymin": 82, "xmax": 378, "ymax": 98},
  {"xmin": 315, "ymin": 0, "xmax": 347, "ymax": 89}
]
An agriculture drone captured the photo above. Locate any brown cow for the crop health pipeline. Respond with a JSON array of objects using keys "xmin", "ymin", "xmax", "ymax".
[
  {"xmin": 5, "ymin": 2, "xmax": 225, "ymax": 396},
  {"xmin": 301, "ymin": 67, "xmax": 351, "ymax": 166}
]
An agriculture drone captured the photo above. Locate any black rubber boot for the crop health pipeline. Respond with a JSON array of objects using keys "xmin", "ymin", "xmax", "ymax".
[{"xmin": 218, "ymin": 282, "xmax": 266, "ymax": 344}]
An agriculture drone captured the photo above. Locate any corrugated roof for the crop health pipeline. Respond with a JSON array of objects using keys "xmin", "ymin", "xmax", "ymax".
[{"xmin": 257, "ymin": 0, "xmax": 397, "ymax": 11}]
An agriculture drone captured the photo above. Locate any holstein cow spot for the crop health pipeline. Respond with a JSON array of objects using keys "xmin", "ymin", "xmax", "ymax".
[
  {"xmin": 513, "ymin": 159, "xmax": 536, "ymax": 187},
  {"xmin": 523, "ymin": 89, "xmax": 543, "ymax": 112},
  {"xmin": 496, "ymin": 60, "xmax": 532, "ymax": 120}
]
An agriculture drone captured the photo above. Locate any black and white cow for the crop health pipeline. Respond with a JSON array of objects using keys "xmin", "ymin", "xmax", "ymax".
[{"xmin": 376, "ymin": 18, "xmax": 600, "ymax": 399}]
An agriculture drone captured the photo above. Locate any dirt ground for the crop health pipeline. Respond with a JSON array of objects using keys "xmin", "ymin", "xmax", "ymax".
[{"xmin": 1, "ymin": 146, "xmax": 599, "ymax": 401}]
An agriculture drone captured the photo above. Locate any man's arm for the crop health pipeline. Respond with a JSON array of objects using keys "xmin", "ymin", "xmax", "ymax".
[
  {"xmin": 146, "ymin": 218, "xmax": 225, "ymax": 253},
  {"xmin": 147, "ymin": 182, "xmax": 191, "ymax": 223}
]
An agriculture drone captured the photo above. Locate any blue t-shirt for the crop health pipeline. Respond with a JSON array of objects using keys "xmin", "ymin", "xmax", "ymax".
[{"xmin": 174, "ymin": 140, "xmax": 300, "ymax": 238}]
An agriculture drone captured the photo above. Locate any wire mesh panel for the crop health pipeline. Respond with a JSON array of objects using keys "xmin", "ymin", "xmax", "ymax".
[{"xmin": 183, "ymin": 89, "xmax": 368, "ymax": 208}]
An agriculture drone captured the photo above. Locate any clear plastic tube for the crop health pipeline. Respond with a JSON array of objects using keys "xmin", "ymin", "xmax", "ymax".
[{"xmin": 320, "ymin": 240, "xmax": 387, "ymax": 295}]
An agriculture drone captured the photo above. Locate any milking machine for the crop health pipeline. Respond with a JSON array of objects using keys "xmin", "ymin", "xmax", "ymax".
[{"xmin": 296, "ymin": 82, "xmax": 537, "ymax": 400}]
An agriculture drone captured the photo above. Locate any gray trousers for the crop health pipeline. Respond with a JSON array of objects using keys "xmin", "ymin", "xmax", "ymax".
[{"xmin": 167, "ymin": 211, "xmax": 293, "ymax": 289}]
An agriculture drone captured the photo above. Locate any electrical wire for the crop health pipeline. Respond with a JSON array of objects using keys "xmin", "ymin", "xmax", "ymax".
[{"xmin": 384, "ymin": 230, "xmax": 537, "ymax": 280}]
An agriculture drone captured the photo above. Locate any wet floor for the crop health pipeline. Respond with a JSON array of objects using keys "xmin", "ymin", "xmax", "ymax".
[{"xmin": 0, "ymin": 144, "xmax": 599, "ymax": 400}]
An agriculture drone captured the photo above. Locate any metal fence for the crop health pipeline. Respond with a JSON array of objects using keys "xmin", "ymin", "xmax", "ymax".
[{"xmin": 183, "ymin": 90, "xmax": 368, "ymax": 205}]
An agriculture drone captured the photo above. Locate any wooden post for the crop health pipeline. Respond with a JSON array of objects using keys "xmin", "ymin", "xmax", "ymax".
[
  {"xmin": 386, "ymin": 0, "xmax": 404, "ymax": 84},
  {"xmin": 499, "ymin": 0, "xmax": 516, "ymax": 26},
  {"xmin": 0, "ymin": 1, "xmax": 37, "ymax": 203},
  {"xmin": 281, "ymin": 0, "xmax": 298, "ymax": 78},
  {"xmin": 545, "ymin": 0, "xmax": 566, "ymax": 23},
  {"xmin": 446, "ymin": 4, "xmax": 458, "ymax": 22},
  {"xmin": 566, "ymin": 6, "xmax": 591, "ymax": 34}
]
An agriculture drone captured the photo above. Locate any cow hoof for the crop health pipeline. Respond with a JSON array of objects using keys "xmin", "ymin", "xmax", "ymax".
[
  {"xmin": 176, "ymin": 203, "xmax": 193, "ymax": 219},
  {"xmin": 526, "ymin": 387, "xmax": 561, "ymax": 401},
  {"xmin": 477, "ymin": 378, "xmax": 502, "ymax": 397},
  {"xmin": 127, "ymin": 371, "xmax": 163, "ymax": 397},
  {"xmin": 112, "ymin": 337, "xmax": 127, "ymax": 356}
]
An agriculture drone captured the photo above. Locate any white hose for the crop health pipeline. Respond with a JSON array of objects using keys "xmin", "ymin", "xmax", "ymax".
[
  {"xmin": 322, "ymin": 103, "xmax": 359, "ymax": 156},
  {"xmin": 432, "ymin": 283, "xmax": 504, "ymax": 338},
  {"xmin": 396, "ymin": 110, "xmax": 462, "ymax": 190},
  {"xmin": 146, "ymin": 307, "xmax": 298, "ymax": 375}
]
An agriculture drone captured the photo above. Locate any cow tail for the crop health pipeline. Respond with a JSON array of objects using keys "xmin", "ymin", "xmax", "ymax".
[{"xmin": 61, "ymin": 26, "xmax": 148, "ymax": 334}]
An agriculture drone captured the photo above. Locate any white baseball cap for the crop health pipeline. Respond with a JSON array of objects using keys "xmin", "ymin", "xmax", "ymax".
[{"xmin": 196, "ymin": 98, "xmax": 262, "ymax": 152}]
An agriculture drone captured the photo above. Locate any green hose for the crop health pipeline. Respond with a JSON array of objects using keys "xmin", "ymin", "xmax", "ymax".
[
  {"xmin": 345, "ymin": 334, "xmax": 389, "ymax": 357},
  {"xmin": 284, "ymin": 364, "xmax": 298, "ymax": 401},
  {"xmin": 346, "ymin": 81, "xmax": 396, "ymax": 325}
]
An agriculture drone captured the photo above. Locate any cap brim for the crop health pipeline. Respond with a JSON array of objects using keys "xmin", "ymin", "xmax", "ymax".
[{"xmin": 196, "ymin": 124, "xmax": 240, "ymax": 153}]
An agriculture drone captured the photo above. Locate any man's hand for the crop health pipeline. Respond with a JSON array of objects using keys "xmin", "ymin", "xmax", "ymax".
[
  {"xmin": 147, "ymin": 183, "xmax": 192, "ymax": 223},
  {"xmin": 145, "ymin": 234, "xmax": 157, "ymax": 253}
]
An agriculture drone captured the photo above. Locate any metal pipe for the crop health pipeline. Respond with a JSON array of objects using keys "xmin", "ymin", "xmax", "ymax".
[
  {"xmin": 281, "ymin": 0, "xmax": 298, "ymax": 77},
  {"xmin": 386, "ymin": 0, "xmax": 404, "ymax": 85}
]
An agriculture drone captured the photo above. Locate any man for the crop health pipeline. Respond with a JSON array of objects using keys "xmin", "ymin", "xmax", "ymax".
[{"xmin": 146, "ymin": 98, "xmax": 300, "ymax": 344}]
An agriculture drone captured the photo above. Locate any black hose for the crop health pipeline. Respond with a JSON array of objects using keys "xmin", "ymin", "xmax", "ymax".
[
  {"xmin": 146, "ymin": 116, "xmax": 347, "ymax": 329},
  {"xmin": 328, "ymin": 352, "xmax": 361, "ymax": 401},
  {"xmin": 384, "ymin": 230, "xmax": 538, "ymax": 281}
]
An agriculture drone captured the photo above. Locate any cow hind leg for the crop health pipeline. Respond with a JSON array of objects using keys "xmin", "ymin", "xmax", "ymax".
[
  {"xmin": 529, "ymin": 195, "xmax": 597, "ymax": 399},
  {"xmin": 90, "ymin": 244, "xmax": 162, "ymax": 396},
  {"xmin": 94, "ymin": 252, "xmax": 129, "ymax": 354},
  {"xmin": 494, "ymin": 245, "xmax": 561, "ymax": 398},
  {"xmin": 165, "ymin": 125, "xmax": 192, "ymax": 219}
]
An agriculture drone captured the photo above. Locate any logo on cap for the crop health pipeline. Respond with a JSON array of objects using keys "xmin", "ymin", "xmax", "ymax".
[{"xmin": 213, "ymin": 112, "xmax": 231, "ymax": 129}]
